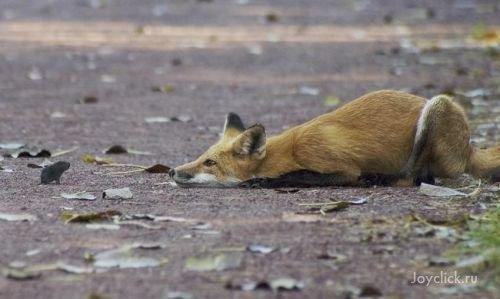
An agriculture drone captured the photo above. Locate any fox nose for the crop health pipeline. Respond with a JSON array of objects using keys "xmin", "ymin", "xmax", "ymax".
[{"xmin": 168, "ymin": 169, "xmax": 176, "ymax": 178}]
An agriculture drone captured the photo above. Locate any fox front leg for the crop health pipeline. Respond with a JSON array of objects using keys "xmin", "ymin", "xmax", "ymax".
[
  {"xmin": 238, "ymin": 177, "xmax": 275, "ymax": 188},
  {"xmin": 238, "ymin": 173, "xmax": 314, "ymax": 189},
  {"xmin": 239, "ymin": 170, "xmax": 358, "ymax": 188}
]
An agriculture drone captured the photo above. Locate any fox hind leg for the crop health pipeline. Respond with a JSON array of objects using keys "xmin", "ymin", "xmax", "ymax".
[{"xmin": 403, "ymin": 95, "xmax": 470, "ymax": 182}]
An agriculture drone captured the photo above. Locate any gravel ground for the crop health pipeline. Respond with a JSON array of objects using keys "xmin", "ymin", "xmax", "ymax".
[{"xmin": 0, "ymin": 1, "xmax": 499, "ymax": 298}]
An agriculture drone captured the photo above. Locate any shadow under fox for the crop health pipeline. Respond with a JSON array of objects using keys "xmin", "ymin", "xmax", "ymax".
[{"xmin": 170, "ymin": 90, "xmax": 500, "ymax": 188}]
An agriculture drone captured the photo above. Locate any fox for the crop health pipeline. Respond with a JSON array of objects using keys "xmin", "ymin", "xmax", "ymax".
[{"xmin": 169, "ymin": 90, "xmax": 500, "ymax": 188}]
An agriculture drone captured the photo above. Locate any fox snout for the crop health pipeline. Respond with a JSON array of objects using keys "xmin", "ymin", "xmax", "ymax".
[{"xmin": 169, "ymin": 169, "xmax": 193, "ymax": 181}]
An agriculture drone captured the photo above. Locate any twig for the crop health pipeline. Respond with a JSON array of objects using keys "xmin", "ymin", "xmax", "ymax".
[
  {"xmin": 107, "ymin": 169, "xmax": 145, "ymax": 175},
  {"xmin": 298, "ymin": 202, "xmax": 339, "ymax": 206},
  {"xmin": 103, "ymin": 163, "xmax": 148, "ymax": 169},
  {"xmin": 52, "ymin": 146, "xmax": 79, "ymax": 157}
]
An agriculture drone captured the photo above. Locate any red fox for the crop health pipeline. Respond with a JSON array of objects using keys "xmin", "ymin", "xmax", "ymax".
[{"xmin": 169, "ymin": 90, "xmax": 500, "ymax": 188}]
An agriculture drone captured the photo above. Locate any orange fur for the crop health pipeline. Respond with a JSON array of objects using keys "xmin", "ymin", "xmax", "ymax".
[
  {"xmin": 171, "ymin": 90, "xmax": 500, "ymax": 187},
  {"xmin": 255, "ymin": 90, "xmax": 425, "ymax": 180}
]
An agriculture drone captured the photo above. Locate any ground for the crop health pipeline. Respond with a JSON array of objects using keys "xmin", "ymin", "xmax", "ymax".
[{"xmin": 0, "ymin": 0, "xmax": 499, "ymax": 298}]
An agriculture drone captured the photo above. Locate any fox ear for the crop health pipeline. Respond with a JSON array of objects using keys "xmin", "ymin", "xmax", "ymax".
[
  {"xmin": 223, "ymin": 112, "xmax": 245, "ymax": 138},
  {"xmin": 233, "ymin": 124, "xmax": 266, "ymax": 159}
]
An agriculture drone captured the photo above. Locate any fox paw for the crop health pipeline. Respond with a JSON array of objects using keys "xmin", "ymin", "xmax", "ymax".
[{"xmin": 238, "ymin": 178, "xmax": 271, "ymax": 188}]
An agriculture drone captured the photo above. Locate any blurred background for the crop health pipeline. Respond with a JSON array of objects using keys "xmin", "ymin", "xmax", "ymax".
[
  {"xmin": 1, "ymin": 0, "xmax": 499, "ymax": 160},
  {"xmin": 1, "ymin": 1, "xmax": 499, "ymax": 298}
]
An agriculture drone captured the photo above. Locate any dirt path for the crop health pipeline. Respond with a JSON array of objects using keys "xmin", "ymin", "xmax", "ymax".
[{"xmin": 1, "ymin": 1, "xmax": 499, "ymax": 298}]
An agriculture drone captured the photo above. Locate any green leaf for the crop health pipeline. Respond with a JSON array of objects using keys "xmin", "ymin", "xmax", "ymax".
[{"xmin": 324, "ymin": 95, "xmax": 341, "ymax": 107}]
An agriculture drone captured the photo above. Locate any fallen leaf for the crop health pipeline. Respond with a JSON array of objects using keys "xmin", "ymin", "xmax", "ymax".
[
  {"xmin": 317, "ymin": 251, "xmax": 347, "ymax": 262},
  {"xmin": 85, "ymin": 223, "xmax": 120, "ymax": 230},
  {"xmin": 81, "ymin": 154, "xmax": 113, "ymax": 165},
  {"xmin": 151, "ymin": 215, "xmax": 188, "ymax": 222},
  {"xmin": 9, "ymin": 261, "xmax": 26, "ymax": 268},
  {"xmin": 50, "ymin": 111, "xmax": 66, "ymax": 118},
  {"xmin": 166, "ymin": 292, "xmax": 192, "ymax": 299},
  {"xmin": 265, "ymin": 12, "xmax": 279, "ymax": 23},
  {"xmin": 372, "ymin": 245, "xmax": 395, "ymax": 255},
  {"xmin": 103, "ymin": 145, "xmax": 152, "ymax": 156},
  {"xmin": 55, "ymin": 262, "xmax": 94, "ymax": 274},
  {"xmin": 419, "ymin": 183, "xmax": 467, "ymax": 197},
  {"xmin": 28, "ymin": 67, "xmax": 42, "ymax": 80},
  {"xmin": 61, "ymin": 191, "xmax": 96, "ymax": 201},
  {"xmin": 144, "ymin": 164, "xmax": 171, "ymax": 173},
  {"xmin": 191, "ymin": 222, "xmax": 212, "ymax": 230},
  {"xmin": 126, "ymin": 149, "xmax": 153, "ymax": 155},
  {"xmin": 145, "ymin": 117, "xmax": 170, "ymax": 123},
  {"xmin": 126, "ymin": 214, "xmax": 188, "ymax": 223},
  {"xmin": 428, "ymin": 257, "xmax": 454, "ymax": 267},
  {"xmin": 102, "ymin": 187, "xmax": 133, "ymax": 200},
  {"xmin": 320, "ymin": 201, "xmax": 350, "ymax": 213},
  {"xmin": 2, "ymin": 268, "xmax": 40, "ymax": 280},
  {"xmin": 324, "ymin": 95, "xmax": 341, "ymax": 107},
  {"xmin": 471, "ymin": 23, "xmax": 499, "ymax": 44},
  {"xmin": 350, "ymin": 197, "xmax": 369, "ymax": 204},
  {"xmin": 225, "ymin": 280, "xmax": 271, "ymax": 291},
  {"xmin": 0, "ymin": 212, "xmax": 37, "ymax": 222},
  {"xmin": 0, "ymin": 143, "xmax": 25, "ymax": 150},
  {"xmin": 79, "ymin": 95, "xmax": 98, "ymax": 104},
  {"xmin": 26, "ymin": 249, "xmax": 41, "ymax": 256},
  {"xmin": 103, "ymin": 145, "xmax": 128, "ymax": 154},
  {"xmin": 92, "ymin": 246, "xmax": 166, "ymax": 269},
  {"xmin": 132, "ymin": 242, "xmax": 166, "ymax": 250},
  {"xmin": 8, "ymin": 147, "xmax": 51, "ymax": 158},
  {"xmin": 151, "ymin": 84, "xmax": 174, "ymax": 93},
  {"xmin": 247, "ymin": 244, "xmax": 275, "ymax": 254},
  {"xmin": 170, "ymin": 115, "xmax": 192, "ymax": 123},
  {"xmin": 298, "ymin": 199, "xmax": 365, "ymax": 215},
  {"xmin": 461, "ymin": 88, "xmax": 490, "ymax": 98},
  {"xmin": 61, "ymin": 210, "xmax": 121, "ymax": 223},
  {"xmin": 145, "ymin": 115, "xmax": 192, "ymax": 123},
  {"xmin": 127, "ymin": 214, "xmax": 156, "ymax": 220},
  {"xmin": 185, "ymin": 254, "xmax": 242, "ymax": 271},
  {"xmin": 3, "ymin": 261, "xmax": 94, "ymax": 280},
  {"xmin": 247, "ymin": 44, "xmax": 262, "ymax": 55},
  {"xmin": 170, "ymin": 58, "xmax": 182, "ymax": 66},
  {"xmin": 298, "ymin": 86, "xmax": 320, "ymax": 96},
  {"xmin": 0, "ymin": 166, "xmax": 13, "ymax": 173},
  {"xmin": 115, "ymin": 220, "xmax": 162, "ymax": 230},
  {"xmin": 100, "ymin": 74, "xmax": 116, "ymax": 83},
  {"xmin": 41, "ymin": 161, "xmax": 70, "ymax": 184},
  {"xmin": 270, "ymin": 278, "xmax": 304, "ymax": 291},
  {"xmin": 359, "ymin": 285, "xmax": 382, "ymax": 297},
  {"xmin": 87, "ymin": 293, "xmax": 110, "ymax": 299}
]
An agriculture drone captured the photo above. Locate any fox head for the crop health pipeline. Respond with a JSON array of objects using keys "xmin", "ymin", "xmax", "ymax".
[{"xmin": 169, "ymin": 113, "xmax": 266, "ymax": 187}]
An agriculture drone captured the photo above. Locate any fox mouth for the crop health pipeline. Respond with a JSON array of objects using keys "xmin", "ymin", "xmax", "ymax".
[
  {"xmin": 172, "ymin": 177, "xmax": 238, "ymax": 188},
  {"xmin": 173, "ymin": 180, "xmax": 232, "ymax": 188},
  {"xmin": 169, "ymin": 169, "xmax": 241, "ymax": 188},
  {"xmin": 172, "ymin": 176, "xmax": 240, "ymax": 188}
]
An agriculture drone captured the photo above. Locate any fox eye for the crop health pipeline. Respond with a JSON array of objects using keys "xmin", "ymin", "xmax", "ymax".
[{"xmin": 203, "ymin": 159, "xmax": 217, "ymax": 167}]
